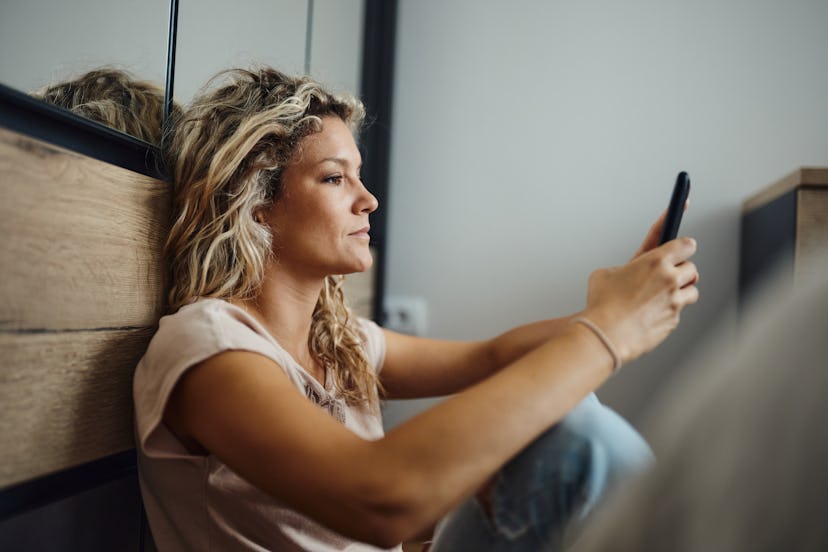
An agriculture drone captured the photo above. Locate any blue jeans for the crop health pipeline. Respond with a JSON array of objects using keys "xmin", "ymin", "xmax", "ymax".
[{"xmin": 429, "ymin": 393, "xmax": 653, "ymax": 551}]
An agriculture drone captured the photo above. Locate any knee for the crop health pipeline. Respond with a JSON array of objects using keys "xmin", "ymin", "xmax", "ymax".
[
  {"xmin": 557, "ymin": 394, "xmax": 654, "ymax": 513},
  {"xmin": 453, "ymin": 396, "xmax": 651, "ymax": 546}
]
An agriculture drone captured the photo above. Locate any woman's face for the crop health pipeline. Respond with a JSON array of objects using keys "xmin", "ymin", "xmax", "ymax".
[{"xmin": 261, "ymin": 116, "xmax": 378, "ymax": 278}]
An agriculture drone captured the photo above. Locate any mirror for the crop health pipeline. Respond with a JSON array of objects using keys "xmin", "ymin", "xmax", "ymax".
[
  {"xmin": 0, "ymin": 0, "xmax": 169, "ymax": 143},
  {"xmin": 174, "ymin": 0, "xmax": 307, "ymax": 105},
  {"xmin": 173, "ymin": 0, "xmax": 364, "ymax": 104},
  {"xmin": 304, "ymin": 0, "xmax": 364, "ymax": 97},
  {"xmin": 1, "ymin": 0, "xmax": 364, "ymax": 145}
]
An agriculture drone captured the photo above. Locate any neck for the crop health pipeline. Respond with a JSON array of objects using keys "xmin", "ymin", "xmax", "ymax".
[{"xmin": 235, "ymin": 265, "xmax": 326, "ymax": 370}]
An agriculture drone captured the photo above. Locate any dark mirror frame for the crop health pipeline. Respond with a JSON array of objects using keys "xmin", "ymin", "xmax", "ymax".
[
  {"xmin": 0, "ymin": 0, "xmax": 397, "ymax": 528},
  {"xmin": 164, "ymin": 0, "xmax": 179, "ymax": 121}
]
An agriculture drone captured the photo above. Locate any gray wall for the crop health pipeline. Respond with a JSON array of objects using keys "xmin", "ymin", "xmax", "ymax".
[{"xmin": 381, "ymin": 0, "xmax": 828, "ymax": 431}]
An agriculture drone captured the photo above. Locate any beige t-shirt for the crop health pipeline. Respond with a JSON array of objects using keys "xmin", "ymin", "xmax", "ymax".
[{"xmin": 133, "ymin": 298, "xmax": 401, "ymax": 552}]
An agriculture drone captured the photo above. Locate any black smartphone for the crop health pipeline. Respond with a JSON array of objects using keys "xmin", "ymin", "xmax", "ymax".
[{"xmin": 659, "ymin": 171, "xmax": 691, "ymax": 244}]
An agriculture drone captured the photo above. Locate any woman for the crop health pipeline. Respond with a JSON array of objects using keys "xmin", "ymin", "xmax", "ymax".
[{"xmin": 133, "ymin": 67, "xmax": 699, "ymax": 551}]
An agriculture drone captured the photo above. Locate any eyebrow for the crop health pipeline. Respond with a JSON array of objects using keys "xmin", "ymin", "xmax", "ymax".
[{"xmin": 318, "ymin": 157, "xmax": 362, "ymax": 170}]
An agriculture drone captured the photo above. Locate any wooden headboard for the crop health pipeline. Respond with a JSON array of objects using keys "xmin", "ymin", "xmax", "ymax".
[
  {"xmin": 0, "ymin": 126, "xmax": 169, "ymax": 489},
  {"xmin": 0, "ymin": 85, "xmax": 169, "ymax": 550}
]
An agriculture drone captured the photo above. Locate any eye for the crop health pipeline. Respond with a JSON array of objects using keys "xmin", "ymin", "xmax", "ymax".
[{"xmin": 323, "ymin": 174, "xmax": 344, "ymax": 185}]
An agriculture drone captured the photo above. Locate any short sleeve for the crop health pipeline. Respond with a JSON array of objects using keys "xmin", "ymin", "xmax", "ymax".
[
  {"xmin": 133, "ymin": 300, "xmax": 281, "ymax": 458},
  {"xmin": 356, "ymin": 317, "xmax": 387, "ymax": 375}
]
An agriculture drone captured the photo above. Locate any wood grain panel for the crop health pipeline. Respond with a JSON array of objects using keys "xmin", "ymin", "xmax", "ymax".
[
  {"xmin": 0, "ymin": 127, "xmax": 170, "ymax": 331},
  {"xmin": 743, "ymin": 167, "xmax": 828, "ymax": 213},
  {"xmin": 0, "ymin": 328, "xmax": 153, "ymax": 488},
  {"xmin": 795, "ymin": 188, "xmax": 828, "ymax": 286}
]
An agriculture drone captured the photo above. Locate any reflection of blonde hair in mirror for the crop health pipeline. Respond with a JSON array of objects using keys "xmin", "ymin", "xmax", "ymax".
[
  {"xmin": 164, "ymin": 67, "xmax": 379, "ymax": 407},
  {"xmin": 32, "ymin": 67, "xmax": 177, "ymax": 146}
]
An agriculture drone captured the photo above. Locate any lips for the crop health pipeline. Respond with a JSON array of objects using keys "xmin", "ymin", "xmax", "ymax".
[{"xmin": 349, "ymin": 226, "xmax": 370, "ymax": 238}]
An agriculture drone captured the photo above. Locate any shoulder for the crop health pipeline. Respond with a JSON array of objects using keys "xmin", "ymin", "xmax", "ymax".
[
  {"xmin": 152, "ymin": 298, "xmax": 271, "ymax": 357},
  {"xmin": 134, "ymin": 299, "xmax": 284, "ymax": 442},
  {"xmin": 137, "ymin": 298, "xmax": 279, "ymax": 387},
  {"xmin": 353, "ymin": 317, "xmax": 386, "ymax": 373}
]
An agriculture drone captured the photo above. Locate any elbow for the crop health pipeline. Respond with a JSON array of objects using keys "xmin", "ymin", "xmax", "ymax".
[
  {"xmin": 358, "ymin": 510, "xmax": 429, "ymax": 550},
  {"xmin": 361, "ymin": 520, "xmax": 414, "ymax": 550},
  {"xmin": 330, "ymin": 505, "xmax": 422, "ymax": 549},
  {"xmin": 349, "ymin": 470, "xmax": 436, "ymax": 548}
]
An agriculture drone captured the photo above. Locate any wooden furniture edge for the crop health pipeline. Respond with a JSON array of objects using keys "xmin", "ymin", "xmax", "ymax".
[{"xmin": 743, "ymin": 167, "xmax": 828, "ymax": 213}]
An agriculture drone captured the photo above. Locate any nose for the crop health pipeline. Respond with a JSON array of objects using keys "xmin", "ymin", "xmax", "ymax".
[{"xmin": 355, "ymin": 181, "xmax": 379, "ymax": 214}]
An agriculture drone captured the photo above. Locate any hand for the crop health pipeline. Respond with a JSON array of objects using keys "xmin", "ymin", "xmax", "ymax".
[
  {"xmin": 583, "ymin": 237, "xmax": 699, "ymax": 365},
  {"xmin": 630, "ymin": 202, "xmax": 689, "ymax": 260}
]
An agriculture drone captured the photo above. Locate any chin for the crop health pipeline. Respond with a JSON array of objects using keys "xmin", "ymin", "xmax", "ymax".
[
  {"xmin": 348, "ymin": 251, "xmax": 374, "ymax": 274},
  {"xmin": 330, "ymin": 247, "xmax": 373, "ymax": 275},
  {"xmin": 352, "ymin": 256, "xmax": 374, "ymax": 274}
]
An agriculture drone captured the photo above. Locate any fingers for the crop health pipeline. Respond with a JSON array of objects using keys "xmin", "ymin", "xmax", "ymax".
[
  {"xmin": 658, "ymin": 241, "xmax": 699, "ymax": 304},
  {"xmin": 630, "ymin": 236, "xmax": 696, "ymax": 277},
  {"xmin": 675, "ymin": 260, "xmax": 699, "ymax": 289},
  {"xmin": 661, "ymin": 236, "xmax": 697, "ymax": 265},
  {"xmin": 637, "ymin": 238, "xmax": 699, "ymax": 310},
  {"xmin": 649, "ymin": 209, "xmax": 668, "ymax": 239},
  {"xmin": 670, "ymin": 259, "xmax": 700, "ymax": 315},
  {"xmin": 631, "ymin": 212, "xmax": 667, "ymax": 259},
  {"xmin": 632, "ymin": 201, "xmax": 692, "ymax": 260},
  {"xmin": 674, "ymin": 282, "xmax": 700, "ymax": 307}
]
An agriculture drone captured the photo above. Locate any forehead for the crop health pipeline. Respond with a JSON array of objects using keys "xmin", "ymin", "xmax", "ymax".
[{"xmin": 292, "ymin": 116, "xmax": 360, "ymax": 167}]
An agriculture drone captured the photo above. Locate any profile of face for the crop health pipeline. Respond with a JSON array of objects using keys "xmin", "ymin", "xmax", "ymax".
[{"xmin": 260, "ymin": 116, "xmax": 378, "ymax": 277}]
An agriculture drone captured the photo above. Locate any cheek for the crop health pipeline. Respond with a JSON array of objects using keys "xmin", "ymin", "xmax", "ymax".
[{"xmin": 266, "ymin": 190, "xmax": 348, "ymax": 248}]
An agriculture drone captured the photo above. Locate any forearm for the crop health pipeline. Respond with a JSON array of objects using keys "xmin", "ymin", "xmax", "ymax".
[
  {"xmin": 369, "ymin": 321, "xmax": 614, "ymax": 541},
  {"xmin": 486, "ymin": 314, "xmax": 577, "ymax": 370},
  {"xmin": 380, "ymin": 314, "xmax": 578, "ymax": 399}
]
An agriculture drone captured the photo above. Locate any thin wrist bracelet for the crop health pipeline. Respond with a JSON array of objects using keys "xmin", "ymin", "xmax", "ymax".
[{"xmin": 571, "ymin": 316, "xmax": 623, "ymax": 373}]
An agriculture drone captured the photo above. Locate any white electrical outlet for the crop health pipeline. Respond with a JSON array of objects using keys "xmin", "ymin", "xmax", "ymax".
[{"xmin": 383, "ymin": 296, "xmax": 428, "ymax": 336}]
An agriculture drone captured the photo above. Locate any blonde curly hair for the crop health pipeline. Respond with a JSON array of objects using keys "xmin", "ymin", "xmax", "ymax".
[
  {"xmin": 163, "ymin": 67, "xmax": 380, "ymax": 408},
  {"xmin": 32, "ymin": 67, "xmax": 177, "ymax": 146}
]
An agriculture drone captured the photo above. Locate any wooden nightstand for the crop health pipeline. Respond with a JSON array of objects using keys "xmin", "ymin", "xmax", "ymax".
[{"xmin": 740, "ymin": 167, "xmax": 828, "ymax": 308}]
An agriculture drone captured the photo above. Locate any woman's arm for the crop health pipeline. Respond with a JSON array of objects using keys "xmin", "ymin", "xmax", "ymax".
[
  {"xmin": 380, "ymin": 209, "xmax": 689, "ymax": 400},
  {"xmin": 379, "ymin": 316, "xmax": 576, "ymax": 399},
  {"xmin": 165, "ymin": 317, "xmax": 616, "ymax": 548},
  {"xmin": 167, "ymin": 237, "xmax": 698, "ymax": 547}
]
